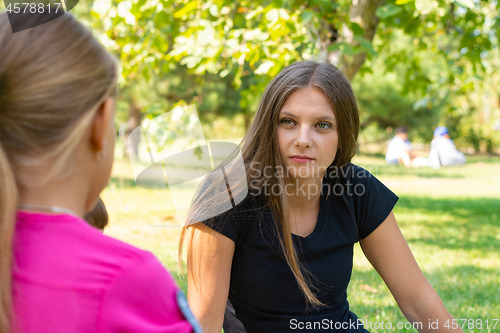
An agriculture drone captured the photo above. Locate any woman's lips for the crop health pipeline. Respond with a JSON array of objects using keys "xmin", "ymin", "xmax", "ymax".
[{"xmin": 290, "ymin": 156, "xmax": 314, "ymax": 163}]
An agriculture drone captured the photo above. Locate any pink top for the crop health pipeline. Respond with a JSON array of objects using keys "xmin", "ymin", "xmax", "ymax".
[{"xmin": 12, "ymin": 211, "xmax": 195, "ymax": 333}]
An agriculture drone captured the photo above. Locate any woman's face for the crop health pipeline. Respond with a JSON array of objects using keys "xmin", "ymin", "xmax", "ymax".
[{"xmin": 277, "ymin": 87, "xmax": 338, "ymax": 180}]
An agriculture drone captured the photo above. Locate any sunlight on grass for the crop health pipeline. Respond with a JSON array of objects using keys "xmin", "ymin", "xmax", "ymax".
[
  {"xmin": 102, "ymin": 150, "xmax": 500, "ymax": 333},
  {"xmin": 349, "ymin": 154, "xmax": 500, "ymax": 332}
]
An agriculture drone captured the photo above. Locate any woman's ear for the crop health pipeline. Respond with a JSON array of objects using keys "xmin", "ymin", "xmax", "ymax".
[{"xmin": 90, "ymin": 98, "xmax": 115, "ymax": 153}]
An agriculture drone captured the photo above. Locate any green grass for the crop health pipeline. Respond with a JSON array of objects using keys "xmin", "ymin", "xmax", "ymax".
[
  {"xmin": 348, "ymin": 154, "xmax": 500, "ymax": 332},
  {"xmin": 101, "ymin": 151, "xmax": 500, "ymax": 332}
]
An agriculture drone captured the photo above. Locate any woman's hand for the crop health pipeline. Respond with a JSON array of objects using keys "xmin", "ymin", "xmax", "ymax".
[
  {"xmin": 187, "ymin": 223, "xmax": 235, "ymax": 333},
  {"xmin": 359, "ymin": 211, "xmax": 464, "ymax": 333}
]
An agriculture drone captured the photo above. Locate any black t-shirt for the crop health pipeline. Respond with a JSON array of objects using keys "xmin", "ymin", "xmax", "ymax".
[{"xmin": 203, "ymin": 164, "xmax": 399, "ymax": 333}]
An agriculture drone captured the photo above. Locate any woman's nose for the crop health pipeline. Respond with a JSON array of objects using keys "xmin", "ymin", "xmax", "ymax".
[{"xmin": 294, "ymin": 125, "xmax": 312, "ymax": 148}]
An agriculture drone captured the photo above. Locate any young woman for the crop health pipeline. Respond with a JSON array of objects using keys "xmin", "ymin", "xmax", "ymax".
[
  {"xmin": 180, "ymin": 61, "xmax": 463, "ymax": 333},
  {"xmin": 0, "ymin": 13, "xmax": 199, "ymax": 333}
]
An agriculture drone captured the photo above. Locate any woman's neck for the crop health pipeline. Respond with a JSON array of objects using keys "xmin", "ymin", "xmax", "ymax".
[
  {"xmin": 16, "ymin": 162, "xmax": 92, "ymax": 218},
  {"xmin": 285, "ymin": 176, "xmax": 323, "ymax": 211},
  {"xmin": 18, "ymin": 182, "xmax": 89, "ymax": 218}
]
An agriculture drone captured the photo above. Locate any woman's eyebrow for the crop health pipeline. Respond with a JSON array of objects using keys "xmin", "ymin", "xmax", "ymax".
[{"xmin": 280, "ymin": 111, "xmax": 336, "ymax": 121}]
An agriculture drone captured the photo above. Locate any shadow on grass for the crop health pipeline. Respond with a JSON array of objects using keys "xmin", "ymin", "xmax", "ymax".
[
  {"xmin": 356, "ymin": 153, "xmax": 500, "ymax": 178},
  {"xmin": 357, "ymin": 152, "xmax": 500, "ymax": 165},
  {"xmin": 428, "ymin": 265, "xmax": 500, "ymax": 307},
  {"xmin": 396, "ymin": 196, "xmax": 499, "ymax": 217},
  {"xmin": 108, "ymin": 176, "xmax": 138, "ymax": 189},
  {"xmin": 350, "ymin": 264, "xmax": 499, "ymax": 331},
  {"xmin": 355, "ymin": 151, "xmax": 386, "ymax": 159},
  {"xmin": 395, "ymin": 196, "xmax": 500, "ymax": 251},
  {"xmin": 108, "ymin": 176, "xmax": 199, "ymax": 192},
  {"xmin": 376, "ymin": 166, "xmax": 466, "ymax": 179},
  {"xmin": 464, "ymin": 155, "xmax": 500, "ymax": 164}
]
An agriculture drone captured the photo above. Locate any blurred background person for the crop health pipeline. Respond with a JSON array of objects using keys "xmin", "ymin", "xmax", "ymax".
[
  {"xmin": 428, "ymin": 127, "xmax": 466, "ymax": 169},
  {"xmin": 385, "ymin": 127, "xmax": 427, "ymax": 168}
]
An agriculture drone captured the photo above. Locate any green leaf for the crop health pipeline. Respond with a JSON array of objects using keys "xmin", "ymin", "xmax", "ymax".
[
  {"xmin": 395, "ymin": 0, "xmax": 414, "ymax": 4},
  {"xmin": 301, "ymin": 10, "xmax": 314, "ymax": 24},
  {"xmin": 265, "ymin": 8, "xmax": 280, "ymax": 25},
  {"xmin": 209, "ymin": 3, "xmax": 219, "ymax": 17},
  {"xmin": 351, "ymin": 22, "xmax": 364, "ymax": 36},
  {"xmin": 220, "ymin": 69, "xmax": 231, "ymax": 77},
  {"xmin": 194, "ymin": 146, "xmax": 203, "ymax": 160},
  {"xmin": 154, "ymin": 11, "xmax": 170, "ymax": 28},
  {"xmin": 131, "ymin": 0, "xmax": 147, "ymax": 16},
  {"xmin": 376, "ymin": 4, "xmax": 403, "ymax": 19},
  {"xmin": 454, "ymin": 0, "xmax": 474, "ymax": 9},
  {"xmin": 173, "ymin": 1, "xmax": 197, "ymax": 19},
  {"xmin": 355, "ymin": 36, "xmax": 377, "ymax": 56},
  {"xmin": 328, "ymin": 42, "xmax": 354, "ymax": 56},
  {"xmin": 415, "ymin": 0, "xmax": 435, "ymax": 14},
  {"xmin": 248, "ymin": 50, "xmax": 260, "ymax": 66},
  {"xmin": 255, "ymin": 60, "xmax": 275, "ymax": 75},
  {"xmin": 245, "ymin": 6, "xmax": 264, "ymax": 20},
  {"xmin": 357, "ymin": 66, "xmax": 373, "ymax": 76},
  {"xmin": 152, "ymin": 36, "xmax": 168, "ymax": 53}
]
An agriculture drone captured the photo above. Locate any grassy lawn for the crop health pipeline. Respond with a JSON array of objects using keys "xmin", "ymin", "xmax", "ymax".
[
  {"xmin": 348, "ymin": 154, "xmax": 500, "ymax": 332},
  {"xmin": 101, "ymin": 147, "xmax": 500, "ymax": 333}
]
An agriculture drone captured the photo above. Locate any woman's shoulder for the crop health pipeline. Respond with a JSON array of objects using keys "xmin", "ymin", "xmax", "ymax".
[
  {"xmin": 67, "ymin": 213, "xmax": 159, "ymax": 265},
  {"xmin": 323, "ymin": 163, "xmax": 399, "ymax": 239},
  {"xmin": 326, "ymin": 163, "xmax": 378, "ymax": 184},
  {"xmin": 14, "ymin": 211, "xmax": 167, "ymax": 285},
  {"xmin": 66, "ymin": 217, "xmax": 194, "ymax": 330},
  {"xmin": 323, "ymin": 162, "xmax": 397, "ymax": 208},
  {"xmin": 95, "ymin": 233, "xmax": 195, "ymax": 332},
  {"xmin": 197, "ymin": 192, "xmax": 266, "ymax": 242},
  {"xmin": 13, "ymin": 212, "xmax": 194, "ymax": 332}
]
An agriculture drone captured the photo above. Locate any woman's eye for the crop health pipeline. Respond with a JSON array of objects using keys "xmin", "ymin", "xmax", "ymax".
[
  {"xmin": 317, "ymin": 122, "xmax": 332, "ymax": 129},
  {"xmin": 280, "ymin": 119, "xmax": 294, "ymax": 125}
]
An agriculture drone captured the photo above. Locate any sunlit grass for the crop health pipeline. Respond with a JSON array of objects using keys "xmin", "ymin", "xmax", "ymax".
[
  {"xmin": 102, "ymin": 149, "xmax": 500, "ymax": 332},
  {"xmin": 348, "ymin": 154, "xmax": 500, "ymax": 332}
]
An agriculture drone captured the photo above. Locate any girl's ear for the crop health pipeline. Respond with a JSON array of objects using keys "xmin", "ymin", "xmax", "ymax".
[{"xmin": 89, "ymin": 98, "xmax": 115, "ymax": 152}]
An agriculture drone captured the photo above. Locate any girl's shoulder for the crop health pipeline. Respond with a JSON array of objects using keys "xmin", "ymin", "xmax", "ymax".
[
  {"xmin": 323, "ymin": 163, "xmax": 399, "ymax": 239},
  {"xmin": 325, "ymin": 163, "xmax": 378, "ymax": 185}
]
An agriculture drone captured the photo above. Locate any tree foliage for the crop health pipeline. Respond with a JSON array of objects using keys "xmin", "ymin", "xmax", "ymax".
[{"xmin": 81, "ymin": 0, "xmax": 500, "ymax": 150}]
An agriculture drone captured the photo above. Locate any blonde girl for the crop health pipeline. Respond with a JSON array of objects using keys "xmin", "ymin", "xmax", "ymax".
[{"xmin": 0, "ymin": 12, "xmax": 198, "ymax": 333}]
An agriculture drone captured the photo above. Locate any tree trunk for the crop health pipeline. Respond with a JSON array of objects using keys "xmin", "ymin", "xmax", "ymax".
[
  {"xmin": 124, "ymin": 100, "xmax": 142, "ymax": 158},
  {"xmin": 333, "ymin": 0, "xmax": 386, "ymax": 81}
]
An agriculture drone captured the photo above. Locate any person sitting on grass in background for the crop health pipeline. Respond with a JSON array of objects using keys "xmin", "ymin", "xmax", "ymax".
[
  {"xmin": 83, "ymin": 197, "xmax": 108, "ymax": 231},
  {"xmin": 0, "ymin": 12, "xmax": 200, "ymax": 333},
  {"xmin": 428, "ymin": 127, "xmax": 466, "ymax": 169},
  {"xmin": 385, "ymin": 126, "xmax": 427, "ymax": 168}
]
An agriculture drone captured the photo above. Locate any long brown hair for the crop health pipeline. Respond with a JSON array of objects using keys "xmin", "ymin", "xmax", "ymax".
[
  {"xmin": 0, "ymin": 13, "xmax": 118, "ymax": 332},
  {"xmin": 179, "ymin": 61, "xmax": 360, "ymax": 307}
]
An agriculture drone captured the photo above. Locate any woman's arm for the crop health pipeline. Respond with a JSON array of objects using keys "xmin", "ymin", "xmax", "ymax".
[
  {"xmin": 359, "ymin": 211, "xmax": 464, "ymax": 333},
  {"xmin": 187, "ymin": 222, "xmax": 235, "ymax": 333}
]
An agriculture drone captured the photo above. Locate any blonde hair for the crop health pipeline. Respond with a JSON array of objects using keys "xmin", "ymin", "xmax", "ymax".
[
  {"xmin": 180, "ymin": 61, "xmax": 360, "ymax": 307},
  {"xmin": 0, "ymin": 12, "xmax": 118, "ymax": 332}
]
